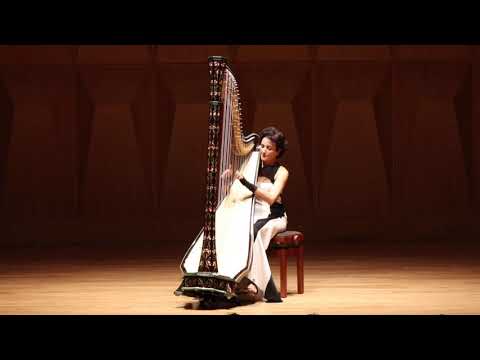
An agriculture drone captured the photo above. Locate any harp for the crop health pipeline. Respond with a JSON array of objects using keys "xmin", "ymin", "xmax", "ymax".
[{"xmin": 175, "ymin": 56, "xmax": 260, "ymax": 300}]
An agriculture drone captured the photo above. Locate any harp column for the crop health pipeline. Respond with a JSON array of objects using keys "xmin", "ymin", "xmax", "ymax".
[{"xmin": 157, "ymin": 46, "xmax": 233, "ymax": 249}]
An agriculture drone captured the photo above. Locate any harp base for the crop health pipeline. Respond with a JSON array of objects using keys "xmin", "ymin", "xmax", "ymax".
[
  {"xmin": 174, "ymin": 287, "xmax": 235, "ymax": 300},
  {"xmin": 174, "ymin": 273, "xmax": 238, "ymax": 300}
]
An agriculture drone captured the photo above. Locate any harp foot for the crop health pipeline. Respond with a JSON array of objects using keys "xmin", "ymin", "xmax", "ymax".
[{"xmin": 198, "ymin": 295, "xmax": 238, "ymax": 310}]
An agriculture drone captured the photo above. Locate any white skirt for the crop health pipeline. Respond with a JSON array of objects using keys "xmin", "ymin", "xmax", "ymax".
[{"xmin": 246, "ymin": 196, "xmax": 287, "ymax": 298}]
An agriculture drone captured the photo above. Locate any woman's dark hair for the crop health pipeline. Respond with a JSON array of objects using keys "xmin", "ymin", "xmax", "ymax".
[{"xmin": 259, "ymin": 126, "xmax": 288, "ymax": 158}]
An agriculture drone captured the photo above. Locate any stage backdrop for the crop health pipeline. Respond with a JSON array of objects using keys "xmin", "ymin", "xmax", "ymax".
[{"xmin": 0, "ymin": 45, "xmax": 479, "ymax": 254}]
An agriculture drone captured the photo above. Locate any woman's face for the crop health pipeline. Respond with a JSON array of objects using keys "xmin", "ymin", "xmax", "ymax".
[{"xmin": 260, "ymin": 137, "xmax": 279, "ymax": 164}]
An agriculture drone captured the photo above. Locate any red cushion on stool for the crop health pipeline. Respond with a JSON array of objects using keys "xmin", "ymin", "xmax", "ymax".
[{"xmin": 270, "ymin": 231, "xmax": 304, "ymax": 248}]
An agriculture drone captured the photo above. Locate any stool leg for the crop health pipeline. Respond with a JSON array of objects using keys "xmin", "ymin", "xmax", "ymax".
[
  {"xmin": 279, "ymin": 249, "xmax": 288, "ymax": 298},
  {"xmin": 297, "ymin": 245, "xmax": 304, "ymax": 294}
]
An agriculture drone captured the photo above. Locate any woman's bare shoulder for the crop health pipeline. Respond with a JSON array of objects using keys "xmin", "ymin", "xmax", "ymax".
[{"xmin": 277, "ymin": 165, "xmax": 289, "ymax": 178}]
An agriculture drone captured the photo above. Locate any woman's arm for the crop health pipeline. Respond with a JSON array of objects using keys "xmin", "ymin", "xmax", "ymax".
[{"xmin": 236, "ymin": 167, "xmax": 289, "ymax": 205}]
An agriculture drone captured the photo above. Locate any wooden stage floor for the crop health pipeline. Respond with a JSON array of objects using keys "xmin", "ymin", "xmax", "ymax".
[{"xmin": 1, "ymin": 246, "xmax": 480, "ymax": 315}]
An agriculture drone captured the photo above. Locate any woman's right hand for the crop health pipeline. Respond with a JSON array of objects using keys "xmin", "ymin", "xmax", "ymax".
[{"xmin": 234, "ymin": 170, "xmax": 244, "ymax": 180}]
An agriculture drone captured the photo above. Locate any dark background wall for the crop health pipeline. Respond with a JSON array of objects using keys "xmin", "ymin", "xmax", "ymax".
[{"xmin": 0, "ymin": 45, "xmax": 478, "ymax": 255}]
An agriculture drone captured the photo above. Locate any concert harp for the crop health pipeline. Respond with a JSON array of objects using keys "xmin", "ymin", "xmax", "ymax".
[{"xmin": 175, "ymin": 56, "xmax": 260, "ymax": 300}]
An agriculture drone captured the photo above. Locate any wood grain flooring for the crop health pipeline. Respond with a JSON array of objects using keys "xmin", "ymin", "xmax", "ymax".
[{"xmin": 1, "ymin": 248, "xmax": 480, "ymax": 315}]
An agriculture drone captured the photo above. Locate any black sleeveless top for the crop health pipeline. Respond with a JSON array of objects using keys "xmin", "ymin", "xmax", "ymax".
[{"xmin": 258, "ymin": 162, "xmax": 286, "ymax": 218}]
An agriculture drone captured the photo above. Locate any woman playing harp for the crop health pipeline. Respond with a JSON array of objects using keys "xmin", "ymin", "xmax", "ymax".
[
  {"xmin": 174, "ymin": 57, "xmax": 288, "ymax": 307},
  {"xmin": 235, "ymin": 126, "xmax": 288, "ymax": 304}
]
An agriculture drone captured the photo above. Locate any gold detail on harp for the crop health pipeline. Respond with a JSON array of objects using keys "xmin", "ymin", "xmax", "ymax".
[{"xmin": 232, "ymin": 95, "xmax": 254, "ymax": 156}]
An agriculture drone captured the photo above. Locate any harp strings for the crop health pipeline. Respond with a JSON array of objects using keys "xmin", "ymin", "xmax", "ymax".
[{"xmin": 218, "ymin": 69, "xmax": 245, "ymax": 205}]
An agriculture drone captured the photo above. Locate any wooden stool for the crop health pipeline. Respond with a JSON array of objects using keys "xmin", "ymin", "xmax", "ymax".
[{"xmin": 269, "ymin": 230, "xmax": 304, "ymax": 298}]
